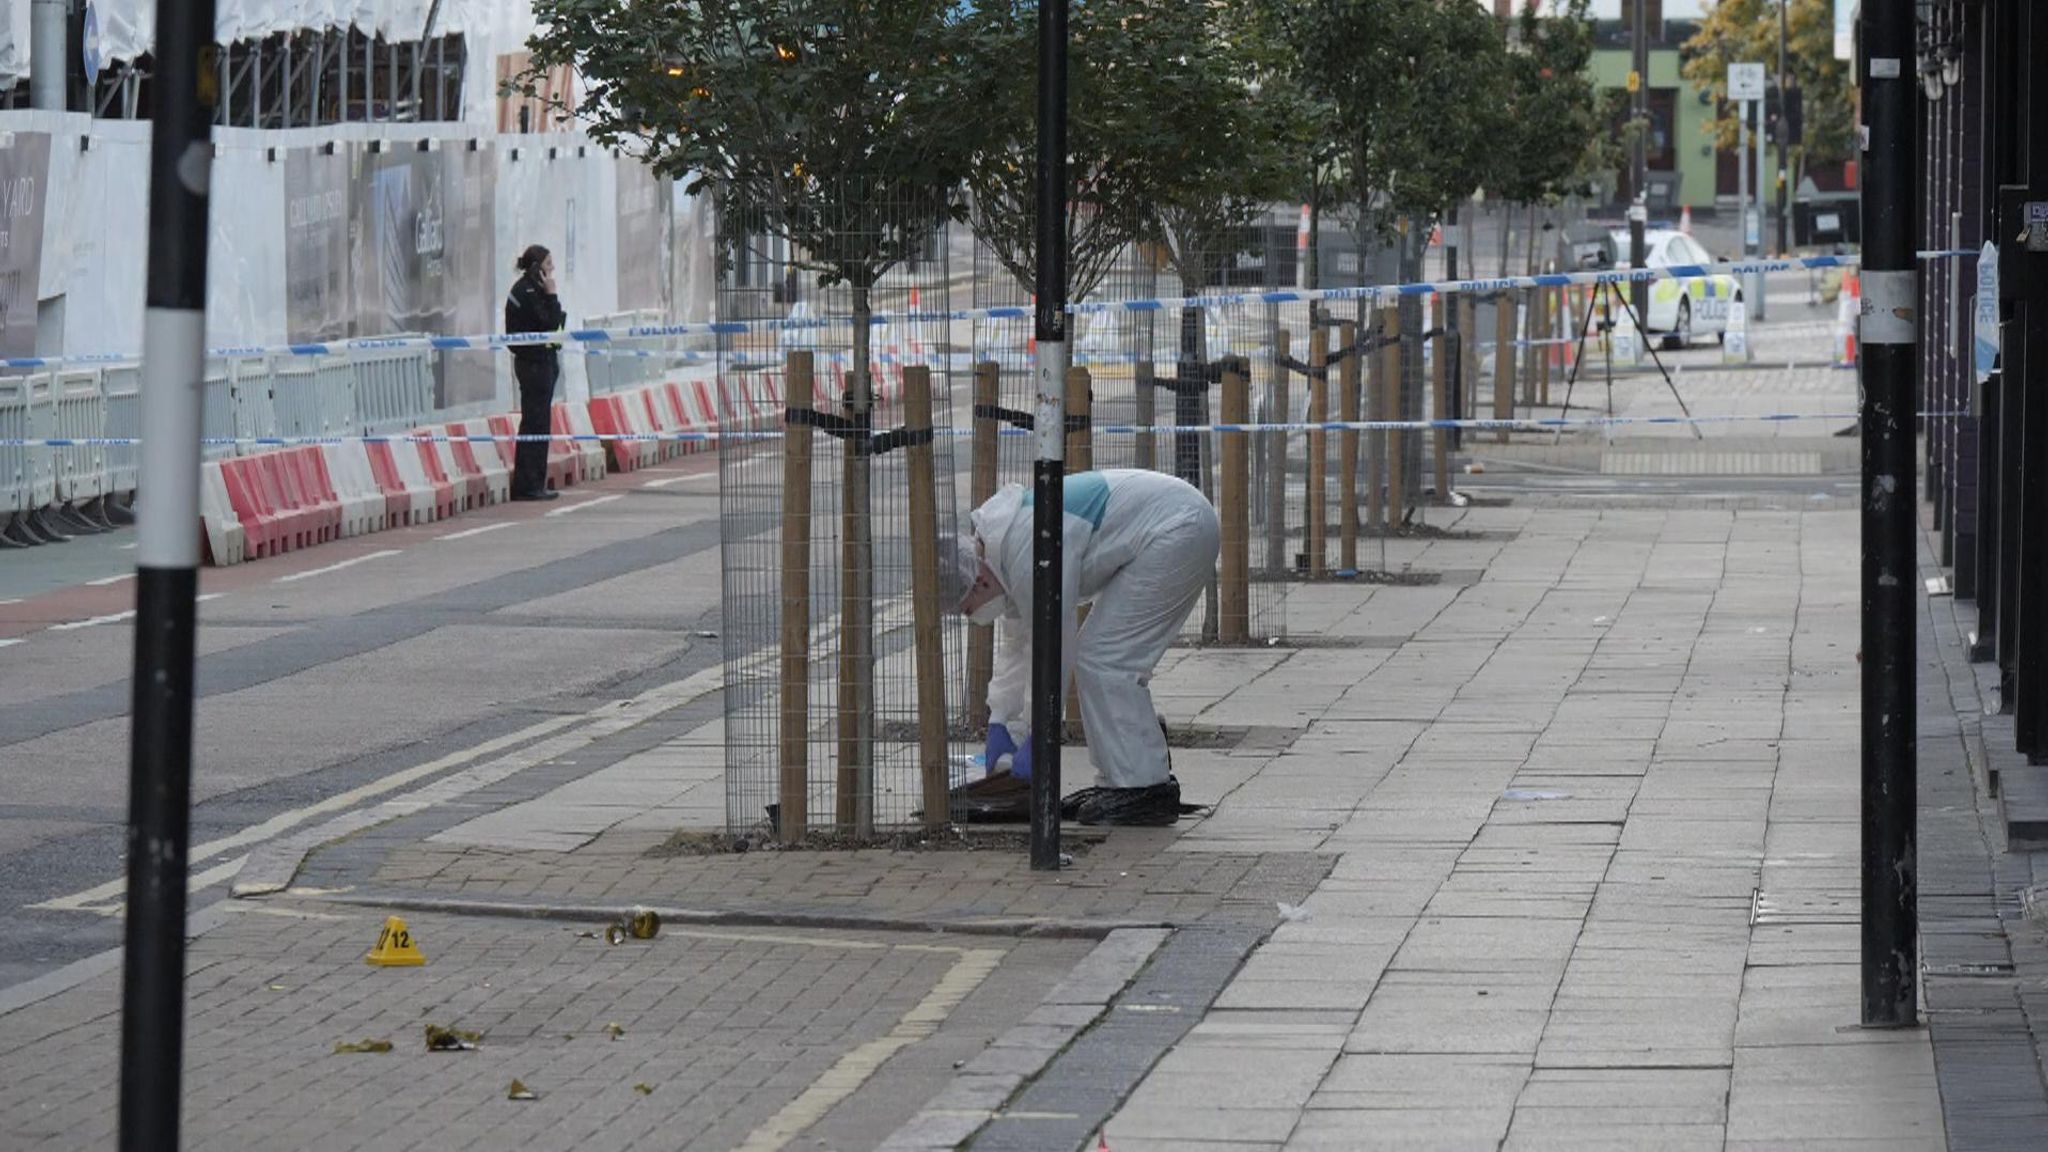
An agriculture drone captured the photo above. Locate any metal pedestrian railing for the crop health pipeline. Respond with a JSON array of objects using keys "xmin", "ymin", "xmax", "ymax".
[{"xmin": 2, "ymin": 342, "xmax": 440, "ymax": 546}]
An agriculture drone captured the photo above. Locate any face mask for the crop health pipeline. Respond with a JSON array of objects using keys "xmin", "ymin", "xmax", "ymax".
[{"xmin": 967, "ymin": 595, "xmax": 1010, "ymax": 626}]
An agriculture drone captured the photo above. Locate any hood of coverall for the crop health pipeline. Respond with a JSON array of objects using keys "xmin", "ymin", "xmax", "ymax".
[{"xmin": 968, "ymin": 484, "xmax": 1030, "ymax": 617}]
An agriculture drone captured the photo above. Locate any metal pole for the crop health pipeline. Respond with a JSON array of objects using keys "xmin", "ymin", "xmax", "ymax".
[
  {"xmin": 1858, "ymin": 0, "xmax": 1918, "ymax": 1031},
  {"xmin": 1629, "ymin": 0, "xmax": 1648, "ymax": 320},
  {"xmin": 1030, "ymin": 0, "xmax": 1069, "ymax": 872},
  {"xmin": 119, "ymin": 0, "xmax": 216, "ymax": 1143},
  {"xmin": 29, "ymin": 0, "xmax": 65, "ymax": 109},
  {"xmin": 1776, "ymin": 0, "xmax": 1792, "ymax": 256},
  {"xmin": 1755, "ymin": 97, "xmax": 1770, "ymax": 318}
]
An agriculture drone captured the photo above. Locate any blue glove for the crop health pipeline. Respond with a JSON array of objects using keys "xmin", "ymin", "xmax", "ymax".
[{"xmin": 984, "ymin": 724, "xmax": 1018, "ymax": 777}]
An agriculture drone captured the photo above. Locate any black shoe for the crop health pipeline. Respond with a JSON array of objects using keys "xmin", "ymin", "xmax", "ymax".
[
  {"xmin": 1058, "ymin": 787, "xmax": 1111, "ymax": 820},
  {"xmin": 1075, "ymin": 778, "xmax": 1185, "ymax": 827},
  {"xmin": 511, "ymin": 489, "xmax": 561, "ymax": 502}
]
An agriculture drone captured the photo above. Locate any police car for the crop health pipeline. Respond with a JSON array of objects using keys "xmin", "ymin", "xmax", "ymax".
[{"xmin": 1609, "ymin": 229, "xmax": 1743, "ymax": 348}]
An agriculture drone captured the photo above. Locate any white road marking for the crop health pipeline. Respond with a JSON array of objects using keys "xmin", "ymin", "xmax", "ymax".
[
  {"xmin": 41, "ymin": 854, "xmax": 250, "ymax": 917},
  {"xmin": 219, "ymin": 902, "xmax": 352, "ymax": 923},
  {"xmin": 85, "ymin": 573, "xmax": 134, "ymax": 587},
  {"xmin": 0, "ymin": 598, "xmax": 21, "ymax": 605},
  {"xmin": 275, "ymin": 549, "xmax": 402, "ymax": 583},
  {"xmin": 435, "ymin": 521, "xmax": 515, "ymax": 541},
  {"xmin": 28, "ymin": 714, "xmax": 586, "ymax": 913},
  {"xmin": 735, "ymin": 948, "xmax": 1004, "ymax": 1152},
  {"xmin": 118, "ymin": 542, "xmax": 137, "ymax": 550},
  {"xmin": 641, "ymin": 472, "xmax": 717, "ymax": 489},
  {"xmin": 544, "ymin": 494, "xmax": 624, "ymax": 516},
  {"xmin": 48, "ymin": 609, "xmax": 136, "ymax": 631},
  {"xmin": 0, "ymin": 638, "xmax": 21, "ymax": 649}
]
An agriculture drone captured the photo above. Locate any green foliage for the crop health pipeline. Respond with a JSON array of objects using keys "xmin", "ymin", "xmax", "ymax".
[
  {"xmin": 1280, "ymin": 0, "xmax": 1513, "ymax": 239},
  {"xmin": 1492, "ymin": 0, "xmax": 1602, "ymax": 206},
  {"xmin": 1681, "ymin": 0, "xmax": 1856, "ymax": 168},
  {"xmin": 960, "ymin": 0, "xmax": 1269, "ymax": 297},
  {"xmin": 1140, "ymin": 0, "xmax": 1298, "ymax": 289},
  {"xmin": 521, "ymin": 0, "xmax": 980, "ymax": 293}
]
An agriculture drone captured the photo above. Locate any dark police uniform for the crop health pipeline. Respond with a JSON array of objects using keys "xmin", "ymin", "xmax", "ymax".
[{"xmin": 504, "ymin": 271, "xmax": 567, "ymax": 498}]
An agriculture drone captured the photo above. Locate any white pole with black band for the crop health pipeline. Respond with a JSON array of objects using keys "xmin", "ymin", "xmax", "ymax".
[{"xmin": 120, "ymin": 0, "xmax": 216, "ymax": 1145}]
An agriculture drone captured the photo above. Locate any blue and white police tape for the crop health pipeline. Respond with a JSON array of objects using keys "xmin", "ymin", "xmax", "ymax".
[
  {"xmin": 4, "ymin": 251, "xmax": 1971, "ymax": 373},
  {"xmin": 3, "ymin": 409, "xmax": 1961, "ymax": 450}
]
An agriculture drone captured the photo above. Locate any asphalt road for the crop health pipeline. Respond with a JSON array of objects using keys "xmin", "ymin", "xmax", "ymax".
[{"xmin": 0, "ymin": 460, "xmax": 729, "ymax": 990}]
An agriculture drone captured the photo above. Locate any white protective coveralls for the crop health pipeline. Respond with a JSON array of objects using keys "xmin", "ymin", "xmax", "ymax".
[{"xmin": 974, "ymin": 469, "xmax": 1220, "ymax": 789}]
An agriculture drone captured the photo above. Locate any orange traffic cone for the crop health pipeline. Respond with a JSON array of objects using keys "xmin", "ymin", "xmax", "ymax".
[
  {"xmin": 1836, "ymin": 272, "xmax": 1860, "ymax": 367},
  {"xmin": 1679, "ymin": 206, "xmax": 1694, "ymax": 236}
]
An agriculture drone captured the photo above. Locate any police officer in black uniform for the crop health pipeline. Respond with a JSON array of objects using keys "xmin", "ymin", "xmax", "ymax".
[{"xmin": 505, "ymin": 244, "xmax": 567, "ymax": 501}]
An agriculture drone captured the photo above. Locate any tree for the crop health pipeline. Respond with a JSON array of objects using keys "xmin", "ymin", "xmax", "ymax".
[
  {"xmin": 1140, "ymin": 0, "xmax": 1296, "ymax": 303},
  {"xmin": 1284, "ymin": 0, "xmax": 1509, "ymax": 262},
  {"xmin": 1681, "ymin": 0, "xmax": 1856, "ymax": 176},
  {"xmin": 959, "ymin": 0, "xmax": 1235, "ymax": 302},
  {"xmin": 1491, "ymin": 0, "xmax": 1601, "ymax": 209},
  {"xmin": 521, "ymin": 0, "xmax": 984, "ymax": 833},
  {"xmin": 1246, "ymin": 0, "xmax": 1350, "ymax": 290},
  {"xmin": 522, "ymin": 0, "xmax": 984, "ymax": 396}
]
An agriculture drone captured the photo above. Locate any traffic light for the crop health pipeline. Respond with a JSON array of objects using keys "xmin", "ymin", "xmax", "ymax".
[{"xmin": 1765, "ymin": 83, "xmax": 1805, "ymax": 147}]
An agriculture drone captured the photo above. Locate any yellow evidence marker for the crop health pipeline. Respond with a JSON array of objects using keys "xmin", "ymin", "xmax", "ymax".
[{"xmin": 365, "ymin": 915, "xmax": 426, "ymax": 967}]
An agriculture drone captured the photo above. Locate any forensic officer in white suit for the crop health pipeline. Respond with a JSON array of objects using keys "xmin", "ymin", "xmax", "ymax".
[{"xmin": 952, "ymin": 469, "xmax": 1220, "ymax": 826}]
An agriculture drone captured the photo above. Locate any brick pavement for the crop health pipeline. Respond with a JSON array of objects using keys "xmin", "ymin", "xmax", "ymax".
[
  {"xmin": 0, "ymin": 901, "xmax": 1094, "ymax": 1152},
  {"xmin": 8, "ymin": 494, "xmax": 2039, "ymax": 1149}
]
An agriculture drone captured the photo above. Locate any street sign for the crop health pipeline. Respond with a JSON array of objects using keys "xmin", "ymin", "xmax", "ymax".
[
  {"xmin": 81, "ymin": 3, "xmax": 100, "ymax": 89},
  {"xmin": 1975, "ymin": 242, "xmax": 2000, "ymax": 384},
  {"xmin": 1728, "ymin": 63, "xmax": 1767, "ymax": 103}
]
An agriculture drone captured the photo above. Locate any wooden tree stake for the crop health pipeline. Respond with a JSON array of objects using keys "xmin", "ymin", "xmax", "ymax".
[
  {"xmin": 1338, "ymin": 321, "xmax": 1361, "ymax": 573},
  {"xmin": 903, "ymin": 366, "xmax": 949, "ymax": 826},
  {"xmin": 966, "ymin": 361, "xmax": 999, "ymax": 729},
  {"xmin": 778, "ymin": 352, "xmax": 815, "ymax": 842},
  {"xmin": 1307, "ymin": 325, "xmax": 1329, "ymax": 578},
  {"xmin": 1219, "ymin": 360, "xmax": 1250, "ymax": 642}
]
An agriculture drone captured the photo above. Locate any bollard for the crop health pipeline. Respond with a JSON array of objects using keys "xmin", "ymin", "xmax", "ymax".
[
  {"xmin": 966, "ymin": 362, "xmax": 999, "ymax": 729},
  {"xmin": 1307, "ymin": 325, "xmax": 1329, "ymax": 578},
  {"xmin": 1493, "ymin": 291, "xmax": 1515, "ymax": 445},
  {"xmin": 1338, "ymin": 321, "xmax": 1361, "ymax": 573},
  {"xmin": 1265, "ymin": 328, "xmax": 1290, "ymax": 575},
  {"xmin": 1432, "ymin": 297, "xmax": 1451, "ymax": 503},
  {"xmin": 1219, "ymin": 360, "xmax": 1250, "ymax": 643},
  {"xmin": 903, "ymin": 366, "xmax": 949, "ymax": 826},
  {"xmin": 1065, "ymin": 367, "xmax": 1091, "ymax": 730},
  {"xmin": 1386, "ymin": 308, "xmax": 1407, "ymax": 521},
  {"xmin": 778, "ymin": 351, "xmax": 815, "ymax": 842}
]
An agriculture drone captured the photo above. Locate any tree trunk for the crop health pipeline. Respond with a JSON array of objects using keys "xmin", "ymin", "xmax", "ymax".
[
  {"xmin": 1306, "ymin": 179, "xmax": 1322, "ymax": 291},
  {"xmin": 1497, "ymin": 201, "xmax": 1512, "ymax": 278}
]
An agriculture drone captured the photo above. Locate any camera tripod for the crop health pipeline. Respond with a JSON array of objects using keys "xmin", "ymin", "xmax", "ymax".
[{"xmin": 1552, "ymin": 279, "xmax": 1702, "ymax": 443}]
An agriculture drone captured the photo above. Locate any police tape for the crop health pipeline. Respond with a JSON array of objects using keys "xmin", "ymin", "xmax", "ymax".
[
  {"xmin": 2, "ymin": 250, "xmax": 1968, "ymax": 372},
  {"xmin": 4, "ymin": 409, "xmax": 1957, "ymax": 450}
]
